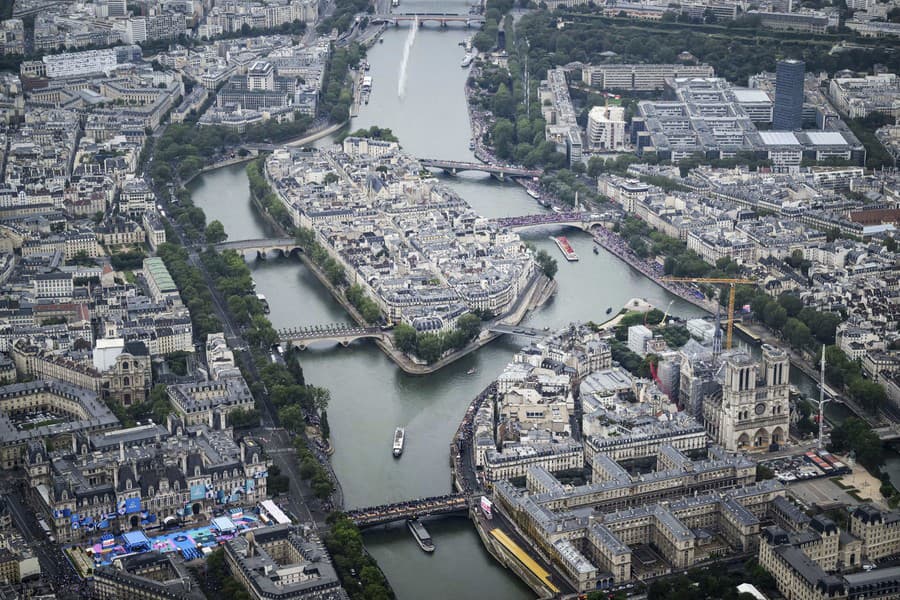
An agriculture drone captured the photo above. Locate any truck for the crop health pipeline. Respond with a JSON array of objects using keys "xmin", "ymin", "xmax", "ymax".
[{"xmin": 480, "ymin": 496, "xmax": 493, "ymax": 520}]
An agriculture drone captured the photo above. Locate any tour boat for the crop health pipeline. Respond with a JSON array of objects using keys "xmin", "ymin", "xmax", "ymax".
[
  {"xmin": 552, "ymin": 236, "xmax": 579, "ymax": 261},
  {"xmin": 407, "ymin": 519, "xmax": 435, "ymax": 552},
  {"xmin": 393, "ymin": 427, "xmax": 405, "ymax": 458},
  {"xmin": 467, "ymin": 367, "xmax": 477, "ymax": 375}
]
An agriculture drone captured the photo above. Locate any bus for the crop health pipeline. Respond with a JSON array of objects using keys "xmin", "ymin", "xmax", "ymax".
[{"xmin": 37, "ymin": 519, "xmax": 55, "ymax": 543}]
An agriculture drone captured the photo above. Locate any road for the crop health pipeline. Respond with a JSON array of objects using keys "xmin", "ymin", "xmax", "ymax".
[
  {"xmin": 3, "ymin": 486, "xmax": 88, "ymax": 596},
  {"xmin": 185, "ymin": 250, "xmax": 329, "ymax": 525}
]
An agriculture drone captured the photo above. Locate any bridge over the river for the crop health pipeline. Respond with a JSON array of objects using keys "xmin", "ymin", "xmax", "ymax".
[
  {"xmin": 419, "ymin": 158, "xmax": 542, "ymax": 179},
  {"xmin": 370, "ymin": 13, "xmax": 485, "ymax": 26},
  {"xmin": 490, "ymin": 212, "xmax": 605, "ymax": 232},
  {"xmin": 874, "ymin": 425, "xmax": 900, "ymax": 442},
  {"xmin": 346, "ymin": 494, "xmax": 470, "ymax": 528},
  {"xmin": 214, "ymin": 238, "xmax": 302, "ymax": 257},
  {"xmin": 278, "ymin": 324, "xmax": 385, "ymax": 350},
  {"xmin": 487, "ymin": 324, "xmax": 546, "ymax": 339}
]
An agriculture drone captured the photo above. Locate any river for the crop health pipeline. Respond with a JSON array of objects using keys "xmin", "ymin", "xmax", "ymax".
[{"xmin": 186, "ymin": 13, "xmax": 879, "ymax": 600}]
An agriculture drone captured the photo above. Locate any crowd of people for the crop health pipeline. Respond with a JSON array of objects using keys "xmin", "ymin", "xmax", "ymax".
[
  {"xmin": 593, "ymin": 227, "xmax": 716, "ymax": 312},
  {"xmin": 346, "ymin": 493, "xmax": 467, "ymax": 524},
  {"xmin": 451, "ymin": 383, "xmax": 496, "ymax": 496}
]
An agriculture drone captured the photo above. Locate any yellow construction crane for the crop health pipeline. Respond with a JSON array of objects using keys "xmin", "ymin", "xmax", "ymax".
[{"xmin": 661, "ymin": 277, "xmax": 756, "ymax": 350}]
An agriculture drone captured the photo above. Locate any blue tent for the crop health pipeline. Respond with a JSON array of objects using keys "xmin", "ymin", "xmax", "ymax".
[{"xmin": 122, "ymin": 531, "xmax": 151, "ymax": 553}]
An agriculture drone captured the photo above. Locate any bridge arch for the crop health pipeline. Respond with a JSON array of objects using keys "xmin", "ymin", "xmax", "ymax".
[
  {"xmin": 279, "ymin": 324, "xmax": 386, "ymax": 351},
  {"xmin": 239, "ymin": 246, "xmax": 304, "ymax": 262},
  {"xmin": 214, "ymin": 238, "xmax": 304, "ymax": 258}
]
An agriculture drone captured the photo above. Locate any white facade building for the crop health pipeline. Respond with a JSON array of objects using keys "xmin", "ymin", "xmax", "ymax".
[
  {"xmin": 588, "ymin": 105, "xmax": 627, "ymax": 151},
  {"xmin": 627, "ymin": 325, "xmax": 653, "ymax": 357},
  {"xmin": 42, "ymin": 48, "xmax": 118, "ymax": 78}
]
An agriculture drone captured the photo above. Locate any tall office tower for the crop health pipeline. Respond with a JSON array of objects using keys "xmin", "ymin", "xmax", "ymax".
[
  {"xmin": 773, "ymin": 59, "xmax": 805, "ymax": 130},
  {"xmin": 107, "ymin": 0, "xmax": 127, "ymax": 17}
]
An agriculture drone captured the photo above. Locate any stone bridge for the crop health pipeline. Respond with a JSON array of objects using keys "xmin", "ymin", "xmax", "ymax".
[
  {"xmin": 214, "ymin": 238, "xmax": 302, "ymax": 258},
  {"xmin": 419, "ymin": 158, "xmax": 542, "ymax": 179},
  {"xmin": 278, "ymin": 324, "xmax": 385, "ymax": 350},
  {"xmin": 490, "ymin": 212, "xmax": 605, "ymax": 232},
  {"xmin": 370, "ymin": 13, "xmax": 485, "ymax": 27},
  {"xmin": 346, "ymin": 494, "xmax": 471, "ymax": 528}
]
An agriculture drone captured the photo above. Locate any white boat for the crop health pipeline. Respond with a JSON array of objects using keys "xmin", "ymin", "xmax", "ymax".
[
  {"xmin": 466, "ymin": 367, "xmax": 477, "ymax": 375},
  {"xmin": 526, "ymin": 188, "xmax": 540, "ymax": 200},
  {"xmin": 461, "ymin": 54, "xmax": 474, "ymax": 68},
  {"xmin": 407, "ymin": 519, "xmax": 435, "ymax": 552},
  {"xmin": 393, "ymin": 427, "xmax": 405, "ymax": 458}
]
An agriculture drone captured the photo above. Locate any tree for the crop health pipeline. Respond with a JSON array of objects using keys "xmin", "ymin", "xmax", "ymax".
[
  {"xmin": 320, "ymin": 410, "xmax": 330, "ymax": 439},
  {"xmin": 491, "ymin": 118, "xmax": 516, "ymax": 159},
  {"xmin": 69, "ymin": 250, "xmax": 97, "ymax": 266},
  {"xmin": 309, "ymin": 386, "xmax": 331, "ymax": 412},
  {"xmin": 312, "ymin": 473, "xmax": 334, "ymax": 499},
  {"xmin": 279, "ymin": 404, "xmax": 305, "ymax": 432},
  {"xmin": 763, "ymin": 304, "xmax": 788, "ymax": 330},
  {"xmin": 587, "ymin": 155, "xmax": 607, "ymax": 177},
  {"xmin": 849, "ymin": 378, "xmax": 887, "ymax": 413},
  {"xmin": 535, "ymin": 249, "xmax": 558, "ymax": 279},
  {"xmin": 457, "ymin": 313, "xmax": 482, "ymax": 341},
  {"xmin": 205, "ymin": 220, "xmax": 228, "ymax": 244},
  {"xmin": 645, "ymin": 309, "xmax": 665, "ymax": 325},
  {"xmin": 829, "ymin": 417, "xmax": 883, "ymax": 469},
  {"xmin": 473, "ymin": 30, "xmax": 495, "ymax": 52},
  {"xmin": 756, "ymin": 464, "xmax": 775, "ymax": 480},
  {"xmin": 783, "ymin": 317, "xmax": 812, "ymax": 349},
  {"xmin": 417, "ymin": 334, "xmax": 444, "ymax": 363},
  {"xmin": 394, "ymin": 323, "xmax": 418, "ymax": 354}
]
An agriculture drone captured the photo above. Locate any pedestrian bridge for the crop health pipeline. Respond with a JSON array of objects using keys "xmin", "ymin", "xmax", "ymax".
[
  {"xmin": 419, "ymin": 158, "xmax": 542, "ymax": 179},
  {"xmin": 371, "ymin": 13, "xmax": 486, "ymax": 27},
  {"xmin": 215, "ymin": 238, "xmax": 302, "ymax": 258},
  {"xmin": 278, "ymin": 324, "xmax": 385, "ymax": 350},
  {"xmin": 487, "ymin": 324, "xmax": 546, "ymax": 339},
  {"xmin": 346, "ymin": 494, "xmax": 471, "ymax": 528},
  {"xmin": 490, "ymin": 212, "xmax": 605, "ymax": 232}
]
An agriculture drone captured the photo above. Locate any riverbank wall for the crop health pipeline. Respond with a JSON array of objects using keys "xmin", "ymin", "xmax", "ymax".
[{"xmin": 471, "ymin": 511, "xmax": 558, "ymax": 600}]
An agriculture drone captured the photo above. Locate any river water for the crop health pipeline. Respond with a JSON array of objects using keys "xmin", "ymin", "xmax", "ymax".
[{"xmin": 187, "ymin": 12, "xmax": 880, "ymax": 599}]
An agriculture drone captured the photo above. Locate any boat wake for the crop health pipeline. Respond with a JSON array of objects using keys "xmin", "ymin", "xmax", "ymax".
[{"xmin": 397, "ymin": 16, "xmax": 418, "ymax": 99}]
